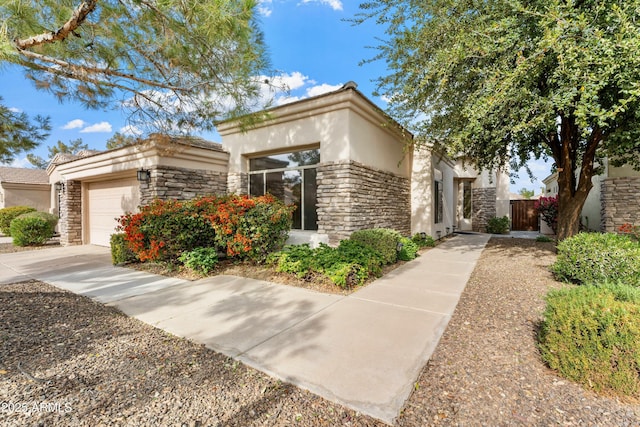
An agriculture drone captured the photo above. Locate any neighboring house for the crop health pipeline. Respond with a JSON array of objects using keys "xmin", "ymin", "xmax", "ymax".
[
  {"xmin": 50, "ymin": 82, "xmax": 509, "ymax": 247},
  {"xmin": 542, "ymin": 160, "xmax": 640, "ymax": 233},
  {"xmin": 0, "ymin": 166, "xmax": 50, "ymax": 212}
]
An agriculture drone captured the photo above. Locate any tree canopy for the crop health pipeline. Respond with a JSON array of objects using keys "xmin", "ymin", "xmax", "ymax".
[
  {"xmin": 1, "ymin": 0, "xmax": 272, "ymax": 132},
  {"xmin": 27, "ymin": 138, "xmax": 89, "ymax": 168},
  {"xmin": 0, "ymin": 96, "xmax": 50, "ymax": 164},
  {"xmin": 105, "ymin": 132, "xmax": 138, "ymax": 150},
  {"xmin": 359, "ymin": 0, "xmax": 640, "ymax": 239}
]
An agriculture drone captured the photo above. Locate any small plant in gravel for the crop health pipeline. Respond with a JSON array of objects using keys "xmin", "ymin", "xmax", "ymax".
[
  {"xmin": 9, "ymin": 211, "xmax": 57, "ymax": 246},
  {"xmin": 552, "ymin": 232, "xmax": 640, "ymax": 286},
  {"xmin": 535, "ymin": 235, "xmax": 553, "ymax": 243},
  {"xmin": 0, "ymin": 206, "xmax": 36, "ymax": 235},
  {"xmin": 538, "ymin": 282, "xmax": 640, "ymax": 398},
  {"xmin": 179, "ymin": 247, "xmax": 219, "ymax": 275},
  {"xmin": 486, "ymin": 216, "xmax": 510, "ymax": 234}
]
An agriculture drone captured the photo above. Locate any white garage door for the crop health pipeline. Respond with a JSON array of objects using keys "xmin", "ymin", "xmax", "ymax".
[{"xmin": 87, "ymin": 178, "xmax": 140, "ymax": 246}]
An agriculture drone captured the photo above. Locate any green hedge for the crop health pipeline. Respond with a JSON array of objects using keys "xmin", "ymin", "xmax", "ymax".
[
  {"xmin": 9, "ymin": 211, "xmax": 57, "ymax": 246},
  {"xmin": 538, "ymin": 282, "xmax": 640, "ymax": 398},
  {"xmin": 0, "ymin": 206, "xmax": 36, "ymax": 235},
  {"xmin": 349, "ymin": 228, "xmax": 402, "ymax": 264},
  {"xmin": 552, "ymin": 232, "xmax": 640, "ymax": 286},
  {"xmin": 486, "ymin": 216, "xmax": 510, "ymax": 234}
]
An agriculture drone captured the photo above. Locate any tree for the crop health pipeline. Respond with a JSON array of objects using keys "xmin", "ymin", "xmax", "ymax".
[
  {"xmin": 359, "ymin": 0, "xmax": 640, "ymax": 240},
  {"xmin": 27, "ymin": 138, "xmax": 88, "ymax": 169},
  {"xmin": 0, "ymin": 96, "xmax": 50, "ymax": 164},
  {"xmin": 105, "ymin": 132, "xmax": 138, "ymax": 150},
  {"xmin": 1, "ymin": 0, "xmax": 273, "ymax": 133},
  {"xmin": 519, "ymin": 188, "xmax": 535, "ymax": 200}
]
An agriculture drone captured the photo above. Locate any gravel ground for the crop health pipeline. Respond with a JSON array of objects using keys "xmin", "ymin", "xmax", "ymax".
[{"xmin": 1, "ymin": 238, "xmax": 639, "ymax": 426}]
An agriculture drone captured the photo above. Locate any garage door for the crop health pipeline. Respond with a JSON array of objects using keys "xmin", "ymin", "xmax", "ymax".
[{"xmin": 87, "ymin": 178, "xmax": 140, "ymax": 246}]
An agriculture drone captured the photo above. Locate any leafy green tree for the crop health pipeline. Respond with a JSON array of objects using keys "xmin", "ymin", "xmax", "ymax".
[
  {"xmin": 27, "ymin": 138, "xmax": 88, "ymax": 169},
  {"xmin": 0, "ymin": 97, "xmax": 50, "ymax": 164},
  {"xmin": 359, "ymin": 0, "xmax": 640, "ymax": 240},
  {"xmin": 1, "ymin": 0, "xmax": 272, "ymax": 132},
  {"xmin": 105, "ymin": 132, "xmax": 138, "ymax": 150},
  {"xmin": 519, "ymin": 188, "xmax": 535, "ymax": 200}
]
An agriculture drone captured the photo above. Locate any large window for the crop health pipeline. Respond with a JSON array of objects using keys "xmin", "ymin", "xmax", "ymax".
[
  {"xmin": 435, "ymin": 180, "xmax": 443, "ymax": 224},
  {"xmin": 249, "ymin": 148, "xmax": 319, "ymax": 230}
]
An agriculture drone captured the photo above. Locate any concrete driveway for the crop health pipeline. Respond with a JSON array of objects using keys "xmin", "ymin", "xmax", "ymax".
[{"xmin": 0, "ymin": 233, "xmax": 489, "ymax": 424}]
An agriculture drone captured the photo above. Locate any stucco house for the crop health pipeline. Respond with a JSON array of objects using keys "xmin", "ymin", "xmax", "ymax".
[
  {"xmin": 49, "ymin": 82, "xmax": 509, "ymax": 247},
  {"xmin": 542, "ymin": 160, "xmax": 640, "ymax": 233},
  {"xmin": 0, "ymin": 166, "xmax": 50, "ymax": 211}
]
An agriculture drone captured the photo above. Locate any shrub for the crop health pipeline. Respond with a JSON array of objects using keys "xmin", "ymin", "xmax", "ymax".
[
  {"xmin": 486, "ymin": 216, "xmax": 510, "ymax": 234},
  {"xmin": 412, "ymin": 233, "xmax": 436, "ymax": 248},
  {"xmin": 552, "ymin": 232, "xmax": 640, "ymax": 286},
  {"xmin": 535, "ymin": 196, "xmax": 558, "ymax": 234},
  {"xmin": 538, "ymin": 282, "xmax": 640, "ymax": 398},
  {"xmin": 179, "ymin": 247, "xmax": 219, "ymax": 275},
  {"xmin": 117, "ymin": 194, "xmax": 294, "ymax": 263},
  {"xmin": 349, "ymin": 228, "xmax": 402, "ymax": 264},
  {"xmin": 269, "ymin": 240, "xmax": 385, "ymax": 288},
  {"xmin": 398, "ymin": 237, "xmax": 419, "ymax": 261},
  {"xmin": 9, "ymin": 212, "xmax": 56, "ymax": 246},
  {"xmin": 110, "ymin": 233, "xmax": 137, "ymax": 265},
  {"xmin": 535, "ymin": 235, "xmax": 553, "ymax": 243},
  {"xmin": 0, "ymin": 206, "xmax": 36, "ymax": 235},
  {"xmin": 619, "ymin": 223, "xmax": 640, "ymax": 241}
]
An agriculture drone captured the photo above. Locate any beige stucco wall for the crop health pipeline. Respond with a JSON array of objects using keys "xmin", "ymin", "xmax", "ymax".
[
  {"xmin": 218, "ymin": 89, "xmax": 410, "ymax": 179},
  {"xmin": 1, "ymin": 183, "xmax": 51, "ymax": 212}
]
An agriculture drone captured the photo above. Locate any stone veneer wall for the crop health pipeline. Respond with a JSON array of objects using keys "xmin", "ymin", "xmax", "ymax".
[
  {"xmin": 471, "ymin": 187, "xmax": 496, "ymax": 232},
  {"xmin": 140, "ymin": 166, "xmax": 227, "ymax": 205},
  {"xmin": 59, "ymin": 180, "xmax": 82, "ymax": 246},
  {"xmin": 227, "ymin": 172, "xmax": 248, "ymax": 195},
  {"xmin": 601, "ymin": 177, "xmax": 640, "ymax": 232},
  {"xmin": 316, "ymin": 161, "xmax": 411, "ymax": 244}
]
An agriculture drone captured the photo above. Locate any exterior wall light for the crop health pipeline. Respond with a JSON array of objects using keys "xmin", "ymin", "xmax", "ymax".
[
  {"xmin": 446, "ymin": 227, "xmax": 450, "ymax": 235},
  {"xmin": 54, "ymin": 181, "xmax": 64, "ymax": 192},
  {"xmin": 396, "ymin": 241, "xmax": 404, "ymax": 252},
  {"xmin": 419, "ymin": 232, "xmax": 427, "ymax": 239},
  {"xmin": 437, "ymin": 230, "xmax": 442, "ymax": 239},
  {"xmin": 137, "ymin": 169, "xmax": 150, "ymax": 182}
]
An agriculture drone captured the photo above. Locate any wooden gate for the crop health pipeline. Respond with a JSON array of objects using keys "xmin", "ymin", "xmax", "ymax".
[{"xmin": 510, "ymin": 200, "xmax": 539, "ymax": 231}]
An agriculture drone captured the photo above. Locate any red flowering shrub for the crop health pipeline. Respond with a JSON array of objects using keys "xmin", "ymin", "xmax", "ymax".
[
  {"xmin": 117, "ymin": 194, "xmax": 293, "ymax": 263},
  {"xmin": 619, "ymin": 223, "xmax": 640, "ymax": 241},
  {"xmin": 535, "ymin": 196, "xmax": 558, "ymax": 234}
]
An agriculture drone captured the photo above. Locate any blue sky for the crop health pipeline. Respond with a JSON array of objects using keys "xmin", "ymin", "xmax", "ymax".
[{"xmin": 1, "ymin": 0, "xmax": 550, "ymax": 193}]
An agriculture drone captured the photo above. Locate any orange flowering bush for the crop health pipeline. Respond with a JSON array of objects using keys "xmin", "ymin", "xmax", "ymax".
[
  {"xmin": 619, "ymin": 223, "xmax": 640, "ymax": 241},
  {"xmin": 117, "ymin": 194, "xmax": 293, "ymax": 263}
]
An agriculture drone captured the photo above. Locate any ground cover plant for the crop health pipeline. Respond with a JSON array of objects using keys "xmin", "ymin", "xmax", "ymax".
[
  {"xmin": 538, "ymin": 282, "xmax": 640, "ymax": 398},
  {"xmin": 552, "ymin": 232, "xmax": 640, "ymax": 286}
]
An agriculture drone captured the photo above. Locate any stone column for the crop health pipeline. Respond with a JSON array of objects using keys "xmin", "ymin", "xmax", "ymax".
[
  {"xmin": 601, "ymin": 177, "xmax": 640, "ymax": 232},
  {"xmin": 472, "ymin": 187, "xmax": 497, "ymax": 233},
  {"xmin": 59, "ymin": 180, "xmax": 83, "ymax": 246}
]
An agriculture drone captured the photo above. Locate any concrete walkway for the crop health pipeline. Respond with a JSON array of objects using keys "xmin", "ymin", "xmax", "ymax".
[{"xmin": 0, "ymin": 233, "xmax": 489, "ymax": 424}]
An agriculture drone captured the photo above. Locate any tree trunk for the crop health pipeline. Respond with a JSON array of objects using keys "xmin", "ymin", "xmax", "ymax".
[{"xmin": 555, "ymin": 190, "xmax": 584, "ymax": 241}]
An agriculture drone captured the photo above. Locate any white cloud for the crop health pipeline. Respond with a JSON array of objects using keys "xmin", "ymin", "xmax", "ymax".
[
  {"xmin": 258, "ymin": 0, "xmax": 272, "ymax": 16},
  {"xmin": 80, "ymin": 121, "xmax": 113, "ymax": 133},
  {"xmin": 62, "ymin": 119, "xmax": 86, "ymax": 130},
  {"xmin": 306, "ymin": 83, "xmax": 342, "ymax": 97},
  {"xmin": 9, "ymin": 107, "xmax": 21, "ymax": 113},
  {"xmin": 8, "ymin": 157, "xmax": 31, "ymax": 168},
  {"xmin": 300, "ymin": 0, "xmax": 343, "ymax": 11},
  {"xmin": 119, "ymin": 125, "xmax": 143, "ymax": 136}
]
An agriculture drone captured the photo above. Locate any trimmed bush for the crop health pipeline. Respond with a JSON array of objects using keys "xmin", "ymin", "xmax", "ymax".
[
  {"xmin": 349, "ymin": 228, "xmax": 402, "ymax": 264},
  {"xmin": 552, "ymin": 232, "xmax": 640, "ymax": 286},
  {"xmin": 412, "ymin": 233, "xmax": 436, "ymax": 248},
  {"xmin": 398, "ymin": 237, "xmax": 419, "ymax": 261},
  {"xmin": 110, "ymin": 233, "xmax": 137, "ymax": 265},
  {"xmin": 0, "ymin": 206, "xmax": 36, "ymax": 235},
  {"xmin": 486, "ymin": 216, "xmax": 510, "ymax": 234},
  {"xmin": 538, "ymin": 282, "xmax": 640, "ymax": 398},
  {"xmin": 9, "ymin": 212, "xmax": 57, "ymax": 246},
  {"xmin": 179, "ymin": 247, "xmax": 219, "ymax": 275}
]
